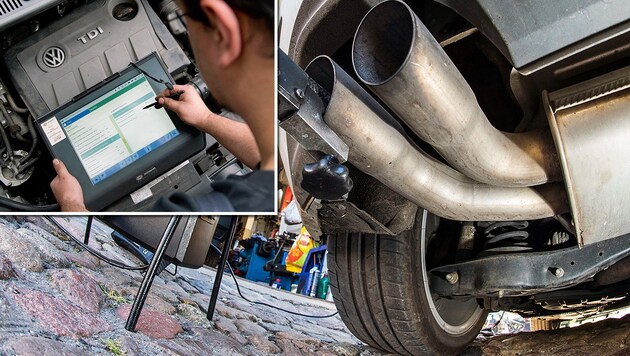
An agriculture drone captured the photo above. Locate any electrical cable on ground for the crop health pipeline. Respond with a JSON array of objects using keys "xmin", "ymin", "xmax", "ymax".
[
  {"xmin": 210, "ymin": 244, "xmax": 339, "ymax": 319},
  {"xmin": 46, "ymin": 216, "xmax": 338, "ymax": 318},
  {"xmin": 46, "ymin": 217, "xmax": 149, "ymax": 271}
]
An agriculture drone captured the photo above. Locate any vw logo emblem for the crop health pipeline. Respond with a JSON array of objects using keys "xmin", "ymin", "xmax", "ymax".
[{"xmin": 43, "ymin": 47, "xmax": 65, "ymax": 68}]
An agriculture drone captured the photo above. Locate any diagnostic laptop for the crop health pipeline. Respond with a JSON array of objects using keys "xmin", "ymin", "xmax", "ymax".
[{"xmin": 36, "ymin": 53, "xmax": 205, "ymax": 211}]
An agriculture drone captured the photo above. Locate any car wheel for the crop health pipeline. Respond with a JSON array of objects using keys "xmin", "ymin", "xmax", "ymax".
[{"xmin": 327, "ymin": 209, "xmax": 487, "ymax": 355}]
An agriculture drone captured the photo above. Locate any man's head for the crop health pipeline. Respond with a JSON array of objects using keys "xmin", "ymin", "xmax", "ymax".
[
  {"xmin": 177, "ymin": 0, "xmax": 274, "ymax": 110},
  {"xmin": 180, "ymin": 0, "xmax": 273, "ymax": 35}
]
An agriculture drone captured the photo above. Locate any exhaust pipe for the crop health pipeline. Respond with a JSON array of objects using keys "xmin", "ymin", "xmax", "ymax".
[
  {"xmin": 305, "ymin": 56, "xmax": 569, "ymax": 221},
  {"xmin": 352, "ymin": 0, "xmax": 561, "ymax": 187}
]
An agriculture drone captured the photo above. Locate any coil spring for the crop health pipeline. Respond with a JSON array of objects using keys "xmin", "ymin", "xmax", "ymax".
[{"xmin": 481, "ymin": 221, "xmax": 532, "ymax": 255}]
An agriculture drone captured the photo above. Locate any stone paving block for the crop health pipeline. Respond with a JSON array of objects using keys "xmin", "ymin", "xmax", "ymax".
[
  {"xmin": 275, "ymin": 331, "xmax": 322, "ymax": 346},
  {"xmin": 10, "ymin": 286, "xmax": 110, "ymax": 338},
  {"xmin": 151, "ymin": 284, "xmax": 180, "ymax": 304},
  {"xmin": 187, "ymin": 278, "xmax": 213, "ymax": 294},
  {"xmin": 63, "ymin": 251, "xmax": 100, "ymax": 270},
  {"xmin": 4, "ymin": 336, "xmax": 89, "ymax": 356},
  {"xmin": 480, "ymin": 315, "xmax": 630, "ymax": 356},
  {"xmin": 276, "ymin": 338, "xmax": 304, "ymax": 356},
  {"xmin": 0, "ymin": 227, "xmax": 44, "ymax": 272},
  {"xmin": 175, "ymin": 278, "xmax": 198, "ymax": 294},
  {"xmin": 214, "ymin": 317, "xmax": 250, "ymax": 345},
  {"xmin": 16, "ymin": 228, "xmax": 71, "ymax": 268},
  {"xmin": 332, "ymin": 342, "xmax": 364, "ymax": 356},
  {"xmin": 191, "ymin": 293, "xmax": 211, "ymax": 313},
  {"xmin": 216, "ymin": 304, "xmax": 258, "ymax": 322},
  {"xmin": 118, "ymin": 336, "xmax": 144, "ymax": 356},
  {"xmin": 49, "ymin": 269, "xmax": 102, "ymax": 313},
  {"xmin": 189, "ymin": 326, "xmax": 254, "ymax": 355},
  {"xmin": 145, "ymin": 294, "xmax": 177, "ymax": 315},
  {"xmin": 0, "ymin": 254, "xmax": 14, "ymax": 280},
  {"xmin": 235, "ymin": 319, "xmax": 268, "ymax": 337},
  {"xmin": 163, "ymin": 281, "xmax": 190, "ymax": 298},
  {"xmin": 248, "ymin": 306, "xmax": 291, "ymax": 326},
  {"xmin": 231, "ymin": 332, "xmax": 250, "ymax": 346},
  {"xmin": 215, "ymin": 316, "xmax": 238, "ymax": 334},
  {"xmin": 101, "ymin": 267, "xmax": 142, "ymax": 287},
  {"xmin": 259, "ymin": 321, "xmax": 294, "ymax": 334},
  {"xmin": 248, "ymin": 334, "xmax": 281, "ymax": 354},
  {"xmin": 19, "ymin": 222, "xmax": 73, "ymax": 252},
  {"xmin": 157, "ymin": 338, "xmax": 208, "ymax": 356},
  {"xmin": 116, "ymin": 305, "xmax": 182, "ymax": 339},
  {"xmin": 177, "ymin": 303, "xmax": 211, "ymax": 326}
]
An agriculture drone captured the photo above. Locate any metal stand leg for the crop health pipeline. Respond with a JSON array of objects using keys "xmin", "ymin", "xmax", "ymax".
[
  {"xmin": 125, "ymin": 216, "xmax": 181, "ymax": 331},
  {"xmin": 207, "ymin": 217, "xmax": 237, "ymax": 321},
  {"xmin": 83, "ymin": 216, "xmax": 93, "ymax": 244}
]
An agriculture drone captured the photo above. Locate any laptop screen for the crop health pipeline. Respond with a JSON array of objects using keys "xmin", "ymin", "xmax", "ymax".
[
  {"xmin": 36, "ymin": 53, "xmax": 205, "ymax": 211},
  {"xmin": 58, "ymin": 73, "xmax": 179, "ymax": 185}
]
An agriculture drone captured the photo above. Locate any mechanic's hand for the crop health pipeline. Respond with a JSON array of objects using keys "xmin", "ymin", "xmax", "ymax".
[
  {"xmin": 50, "ymin": 159, "xmax": 87, "ymax": 212},
  {"xmin": 156, "ymin": 84, "xmax": 212, "ymax": 129}
]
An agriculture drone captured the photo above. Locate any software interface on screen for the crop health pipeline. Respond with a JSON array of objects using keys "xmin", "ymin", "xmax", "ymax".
[{"xmin": 57, "ymin": 74, "xmax": 179, "ymax": 185}]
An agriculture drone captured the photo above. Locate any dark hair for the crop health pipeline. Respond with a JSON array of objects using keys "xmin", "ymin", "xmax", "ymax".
[{"xmin": 182, "ymin": 0, "xmax": 274, "ymax": 35}]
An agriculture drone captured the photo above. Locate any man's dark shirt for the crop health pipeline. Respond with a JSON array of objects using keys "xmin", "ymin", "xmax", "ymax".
[{"xmin": 153, "ymin": 170, "xmax": 274, "ymax": 212}]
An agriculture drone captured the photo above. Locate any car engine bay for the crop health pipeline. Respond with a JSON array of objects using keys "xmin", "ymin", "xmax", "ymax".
[{"xmin": 0, "ymin": 0, "xmax": 246, "ymax": 211}]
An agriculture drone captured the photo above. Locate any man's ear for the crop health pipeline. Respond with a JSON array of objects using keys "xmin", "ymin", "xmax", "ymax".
[{"xmin": 199, "ymin": 0, "xmax": 242, "ymax": 67}]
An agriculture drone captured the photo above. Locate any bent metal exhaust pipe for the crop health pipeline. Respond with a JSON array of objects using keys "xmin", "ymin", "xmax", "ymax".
[
  {"xmin": 352, "ymin": 0, "xmax": 561, "ymax": 187},
  {"xmin": 305, "ymin": 56, "xmax": 569, "ymax": 221}
]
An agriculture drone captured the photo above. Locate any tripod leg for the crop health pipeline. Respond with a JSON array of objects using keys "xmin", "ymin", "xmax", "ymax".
[
  {"xmin": 207, "ymin": 217, "xmax": 237, "ymax": 321},
  {"xmin": 83, "ymin": 216, "xmax": 93, "ymax": 244},
  {"xmin": 125, "ymin": 216, "xmax": 181, "ymax": 331}
]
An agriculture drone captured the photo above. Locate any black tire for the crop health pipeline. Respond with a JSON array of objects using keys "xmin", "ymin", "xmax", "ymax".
[{"xmin": 327, "ymin": 209, "xmax": 487, "ymax": 355}]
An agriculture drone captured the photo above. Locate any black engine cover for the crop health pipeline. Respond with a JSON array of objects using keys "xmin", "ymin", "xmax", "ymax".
[{"xmin": 3, "ymin": 0, "xmax": 190, "ymax": 117}]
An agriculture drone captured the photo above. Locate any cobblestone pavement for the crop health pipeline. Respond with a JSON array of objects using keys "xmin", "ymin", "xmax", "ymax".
[
  {"xmin": 0, "ymin": 216, "xmax": 379, "ymax": 355},
  {"xmin": 0, "ymin": 216, "xmax": 629, "ymax": 355}
]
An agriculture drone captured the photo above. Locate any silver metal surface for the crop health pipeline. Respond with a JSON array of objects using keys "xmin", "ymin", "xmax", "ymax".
[
  {"xmin": 0, "ymin": 0, "xmax": 63, "ymax": 32},
  {"xmin": 309, "ymin": 55, "xmax": 569, "ymax": 221},
  {"xmin": 278, "ymin": 50, "xmax": 349, "ymax": 161},
  {"xmin": 42, "ymin": 46, "xmax": 65, "ymax": 68},
  {"xmin": 546, "ymin": 66, "xmax": 630, "ymax": 246},
  {"xmin": 352, "ymin": 0, "xmax": 561, "ymax": 187},
  {"xmin": 0, "ymin": 150, "xmax": 33, "ymax": 186},
  {"xmin": 174, "ymin": 217, "xmax": 198, "ymax": 262},
  {"xmin": 279, "ymin": 87, "xmax": 349, "ymax": 162}
]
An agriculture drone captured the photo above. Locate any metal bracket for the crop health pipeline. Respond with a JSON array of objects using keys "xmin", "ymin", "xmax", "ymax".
[
  {"xmin": 278, "ymin": 50, "xmax": 349, "ymax": 162},
  {"xmin": 430, "ymin": 232, "xmax": 630, "ymax": 297}
]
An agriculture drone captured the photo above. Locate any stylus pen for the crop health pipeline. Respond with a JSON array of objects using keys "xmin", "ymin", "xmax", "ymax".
[{"xmin": 142, "ymin": 90, "xmax": 185, "ymax": 110}]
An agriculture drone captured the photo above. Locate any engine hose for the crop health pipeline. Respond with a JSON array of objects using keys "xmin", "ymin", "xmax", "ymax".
[
  {"xmin": 0, "ymin": 103, "xmax": 27, "ymax": 143},
  {"xmin": 19, "ymin": 116, "xmax": 38, "ymax": 165},
  {"xmin": 6, "ymin": 93, "xmax": 29, "ymax": 114},
  {"xmin": 18, "ymin": 156, "xmax": 39, "ymax": 173},
  {"xmin": 0, "ymin": 121, "xmax": 13, "ymax": 159},
  {"xmin": 0, "ymin": 196, "xmax": 58, "ymax": 211}
]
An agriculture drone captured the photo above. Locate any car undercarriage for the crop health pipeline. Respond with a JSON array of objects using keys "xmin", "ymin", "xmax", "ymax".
[{"xmin": 278, "ymin": 0, "xmax": 630, "ymax": 354}]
